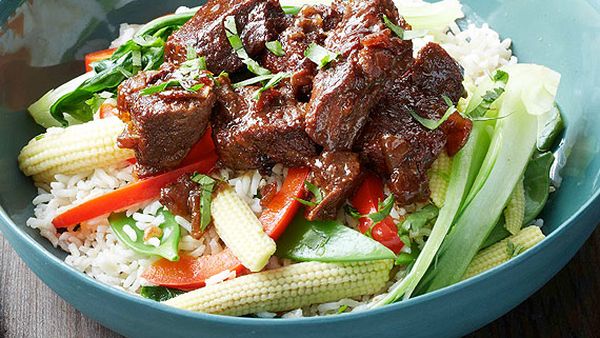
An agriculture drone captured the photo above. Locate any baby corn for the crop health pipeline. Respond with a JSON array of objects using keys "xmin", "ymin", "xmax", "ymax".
[
  {"xmin": 164, "ymin": 260, "xmax": 393, "ymax": 316},
  {"xmin": 211, "ymin": 186, "xmax": 276, "ymax": 272},
  {"xmin": 462, "ymin": 226, "xmax": 545, "ymax": 280},
  {"xmin": 504, "ymin": 178, "xmax": 525, "ymax": 235},
  {"xmin": 18, "ymin": 117, "xmax": 133, "ymax": 183},
  {"xmin": 429, "ymin": 151, "xmax": 452, "ymax": 208}
]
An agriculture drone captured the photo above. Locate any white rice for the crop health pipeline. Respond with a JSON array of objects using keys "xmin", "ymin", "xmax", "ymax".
[{"xmin": 25, "ymin": 0, "xmax": 517, "ymax": 317}]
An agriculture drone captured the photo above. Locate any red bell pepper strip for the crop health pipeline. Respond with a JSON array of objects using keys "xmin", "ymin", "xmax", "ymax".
[
  {"xmin": 351, "ymin": 174, "xmax": 404, "ymax": 254},
  {"xmin": 142, "ymin": 251, "xmax": 247, "ymax": 291},
  {"xmin": 52, "ymin": 152, "xmax": 218, "ymax": 228},
  {"xmin": 98, "ymin": 102, "xmax": 120, "ymax": 119},
  {"xmin": 84, "ymin": 48, "xmax": 116, "ymax": 72},
  {"xmin": 143, "ymin": 167, "xmax": 310, "ymax": 289},
  {"xmin": 259, "ymin": 167, "xmax": 310, "ymax": 240}
]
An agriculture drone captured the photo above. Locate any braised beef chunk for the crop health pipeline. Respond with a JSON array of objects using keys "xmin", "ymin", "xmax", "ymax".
[
  {"xmin": 356, "ymin": 42, "xmax": 469, "ymax": 205},
  {"xmin": 305, "ymin": 0, "xmax": 413, "ymax": 150},
  {"xmin": 117, "ymin": 63, "xmax": 216, "ymax": 178},
  {"xmin": 305, "ymin": 151, "xmax": 362, "ymax": 220},
  {"xmin": 212, "ymin": 77, "xmax": 318, "ymax": 171},
  {"xmin": 165, "ymin": 0, "xmax": 286, "ymax": 73},
  {"xmin": 160, "ymin": 176, "xmax": 204, "ymax": 239},
  {"xmin": 262, "ymin": 5, "xmax": 343, "ymax": 100}
]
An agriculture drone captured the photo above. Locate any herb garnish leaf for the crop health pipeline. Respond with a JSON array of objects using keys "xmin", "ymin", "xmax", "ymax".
[
  {"xmin": 409, "ymin": 95, "xmax": 456, "ymax": 130},
  {"xmin": 266, "ymin": 40, "xmax": 285, "ymax": 57},
  {"xmin": 282, "ymin": 5, "xmax": 302, "ymax": 15},
  {"xmin": 191, "ymin": 173, "xmax": 217, "ymax": 232},
  {"xmin": 295, "ymin": 181, "xmax": 324, "ymax": 208},
  {"xmin": 304, "ymin": 43, "xmax": 338, "ymax": 69},
  {"xmin": 224, "ymin": 16, "xmax": 271, "ymax": 76},
  {"xmin": 383, "ymin": 14, "xmax": 404, "ymax": 39}
]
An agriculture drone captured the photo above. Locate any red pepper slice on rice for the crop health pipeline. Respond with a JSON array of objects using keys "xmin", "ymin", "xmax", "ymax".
[{"xmin": 143, "ymin": 167, "xmax": 310, "ymax": 290}]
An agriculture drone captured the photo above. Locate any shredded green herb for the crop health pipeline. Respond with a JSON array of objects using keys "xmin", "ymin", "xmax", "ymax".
[
  {"xmin": 367, "ymin": 195, "xmax": 395, "ymax": 224},
  {"xmin": 344, "ymin": 204, "xmax": 362, "ymax": 219},
  {"xmin": 266, "ymin": 40, "xmax": 285, "ymax": 57},
  {"xmin": 383, "ymin": 14, "xmax": 405, "ymax": 39},
  {"xmin": 190, "ymin": 173, "xmax": 217, "ymax": 232},
  {"xmin": 304, "ymin": 43, "xmax": 338, "ymax": 69},
  {"xmin": 295, "ymin": 181, "xmax": 324, "ymax": 207},
  {"xmin": 506, "ymin": 240, "xmax": 525, "ymax": 258},
  {"xmin": 253, "ymin": 72, "xmax": 292, "ymax": 99},
  {"xmin": 466, "ymin": 70, "xmax": 510, "ymax": 119},
  {"xmin": 409, "ymin": 95, "xmax": 456, "ymax": 130},
  {"xmin": 224, "ymin": 16, "xmax": 271, "ymax": 76},
  {"xmin": 140, "ymin": 286, "xmax": 184, "ymax": 302}
]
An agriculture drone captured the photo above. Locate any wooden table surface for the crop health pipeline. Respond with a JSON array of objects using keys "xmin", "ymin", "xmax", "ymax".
[{"xmin": 1, "ymin": 226, "xmax": 599, "ymax": 338}]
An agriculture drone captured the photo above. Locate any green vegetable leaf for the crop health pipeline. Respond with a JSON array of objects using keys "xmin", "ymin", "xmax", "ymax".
[
  {"xmin": 409, "ymin": 95, "xmax": 456, "ymax": 130},
  {"xmin": 140, "ymin": 80, "xmax": 181, "ymax": 96},
  {"xmin": 493, "ymin": 70, "xmax": 509, "ymax": 83},
  {"xmin": 140, "ymin": 286, "xmax": 185, "ymax": 302},
  {"xmin": 383, "ymin": 14, "xmax": 405, "ymax": 39},
  {"xmin": 224, "ymin": 16, "xmax": 271, "ymax": 76},
  {"xmin": 465, "ymin": 70, "xmax": 509, "ymax": 119},
  {"xmin": 266, "ymin": 40, "xmax": 285, "ymax": 57},
  {"xmin": 282, "ymin": 5, "xmax": 302, "ymax": 15},
  {"xmin": 276, "ymin": 214, "xmax": 396, "ymax": 262},
  {"xmin": 109, "ymin": 208, "xmax": 181, "ymax": 261},
  {"xmin": 191, "ymin": 174, "xmax": 217, "ymax": 232},
  {"xmin": 304, "ymin": 43, "xmax": 338, "ymax": 69},
  {"xmin": 536, "ymin": 104, "xmax": 564, "ymax": 151}
]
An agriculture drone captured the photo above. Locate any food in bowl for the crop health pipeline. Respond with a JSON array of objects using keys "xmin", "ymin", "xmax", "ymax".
[{"xmin": 16, "ymin": 0, "xmax": 563, "ymax": 317}]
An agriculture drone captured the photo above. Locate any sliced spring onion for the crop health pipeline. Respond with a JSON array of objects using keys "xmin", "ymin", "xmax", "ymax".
[
  {"xmin": 295, "ymin": 181, "xmax": 324, "ymax": 207},
  {"xmin": 266, "ymin": 40, "xmax": 285, "ymax": 56},
  {"xmin": 190, "ymin": 174, "xmax": 217, "ymax": 232},
  {"xmin": 383, "ymin": 14, "xmax": 405, "ymax": 39},
  {"xmin": 224, "ymin": 16, "xmax": 271, "ymax": 76},
  {"xmin": 304, "ymin": 43, "xmax": 338, "ymax": 69},
  {"xmin": 409, "ymin": 95, "xmax": 456, "ymax": 130}
]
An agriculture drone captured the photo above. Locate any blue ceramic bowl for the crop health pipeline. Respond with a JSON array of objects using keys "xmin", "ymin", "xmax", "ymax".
[{"xmin": 1, "ymin": 1, "xmax": 599, "ymax": 337}]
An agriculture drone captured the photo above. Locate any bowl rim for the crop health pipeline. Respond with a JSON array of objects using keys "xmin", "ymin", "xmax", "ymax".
[{"xmin": 1, "ymin": 181, "xmax": 598, "ymax": 325}]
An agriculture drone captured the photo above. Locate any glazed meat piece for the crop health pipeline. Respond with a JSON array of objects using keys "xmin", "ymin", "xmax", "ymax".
[
  {"xmin": 165, "ymin": 0, "xmax": 286, "ymax": 73},
  {"xmin": 212, "ymin": 77, "xmax": 318, "ymax": 171},
  {"xmin": 262, "ymin": 4, "xmax": 343, "ymax": 100},
  {"xmin": 160, "ymin": 175, "xmax": 204, "ymax": 239},
  {"xmin": 117, "ymin": 63, "xmax": 216, "ymax": 177},
  {"xmin": 356, "ymin": 43, "xmax": 470, "ymax": 205},
  {"xmin": 305, "ymin": 0, "xmax": 414, "ymax": 150},
  {"xmin": 305, "ymin": 151, "xmax": 363, "ymax": 220}
]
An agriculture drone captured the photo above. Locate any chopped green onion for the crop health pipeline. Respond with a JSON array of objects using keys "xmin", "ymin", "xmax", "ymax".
[
  {"xmin": 295, "ymin": 181, "xmax": 324, "ymax": 207},
  {"xmin": 232, "ymin": 74, "xmax": 279, "ymax": 88},
  {"xmin": 282, "ymin": 5, "xmax": 302, "ymax": 15},
  {"xmin": 266, "ymin": 40, "xmax": 285, "ymax": 57},
  {"xmin": 337, "ymin": 305, "xmax": 349, "ymax": 314},
  {"xmin": 304, "ymin": 43, "xmax": 338, "ymax": 69},
  {"xmin": 186, "ymin": 43, "xmax": 197, "ymax": 60},
  {"xmin": 189, "ymin": 83, "xmax": 205, "ymax": 92},
  {"xmin": 383, "ymin": 14, "xmax": 405, "ymax": 39},
  {"xmin": 224, "ymin": 16, "xmax": 271, "ymax": 76},
  {"xmin": 191, "ymin": 174, "xmax": 217, "ymax": 232},
  {"xmin": 493, "ymin": 69, "xmax": 509, "ymax": 83},
  {"xmin": 140, "ymin": 80, "xmax": 181, "ymax": 96},
  {"xmin": 253, "ymin": 72, "xmax": 292, "ymax": 99},
  {"xmin": 409, "ymin": 95, "xmax": 456, "ymax": 130}
]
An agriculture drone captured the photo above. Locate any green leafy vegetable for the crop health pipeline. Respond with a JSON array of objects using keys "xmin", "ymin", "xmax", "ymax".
[
  {"xmin": 276, "ymin": 214, "xmax": 396, "ymax": 262},
  {"xmin": 409, "ymin": 95, "xmax": 456, "ymax": 130},
  {"xmin": 109, "ymin": 208, "xmax": 181, "ymax": 261},
  {"xmin": 537, "ymin": 104, "xmax": 564, "ymax": 151},
  {"xmin": 29, "ymin": 11, "xmax": 197, "ymax": 127},
  {"xmin": 224, "ymin": 16, "xmax": 271, "ymax": 76},
  {"xmin": 415, "ymin": 64, "xmax": 560, "ymax": 294},
  {"xmin": 190, "ymin": 174, "xmax": 217, "ymax": 232},
  {"xmin": 465, "ymin": 70, "xmax": 509, "ymax": 119},
  {"xmin": 140, "ymin": 286, "xmax": 185, "ymax": 302},
  {"xmin": 383, "ymin": 14, "xmax": 405, "ymax": 39},
  {"xmin": 304, "ymin": 43, "xmax": 338, "ymax": 69},
  {"xmin": 266, "ymin": 40, "xmax": 285, "ymax": 56},
  {"xmin": 295, "ymin": 181, "xmax": 324, "ymax": 207}
]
